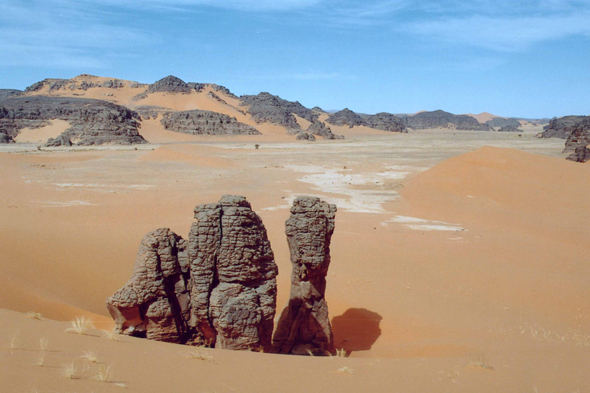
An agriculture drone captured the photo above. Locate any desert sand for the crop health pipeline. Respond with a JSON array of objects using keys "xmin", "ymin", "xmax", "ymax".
[{"xmin": 1, "ymin": 119, "xmax": 588, "ymax": 392}]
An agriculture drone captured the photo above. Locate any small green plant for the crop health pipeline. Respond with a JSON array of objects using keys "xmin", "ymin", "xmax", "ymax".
[{"xmin": 65, "ymin": 316, "xmax": 94, "ymax": 335}]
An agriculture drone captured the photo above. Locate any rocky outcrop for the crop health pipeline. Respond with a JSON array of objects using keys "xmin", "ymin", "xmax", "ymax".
[
  {"xmin": 567, "ymin": 146, "xmax": 590, "ymax": 163},
  {"xmin": 239, "ymin": 92, "xmax": 318, "ymax": 133},
  {"xmin": 148, "ymin": 75, "xmax": 192, "ymax": 94},
  {"xmin": 497, "ymin": 125, "xmax": 522, "ymax": 132},
  {"xmin": 0, "ymin": 131, "xmax": 14, "ymax": 143},
  {"xmin": 564, "ymin": 118, "xmax": 590, "ymax": 158},
  {"xmin": 311, "ymin": 106, "xmax": 326, "ymax": 113},
  {"xmin": 306, "ymin": 120, "xmax": 343, "ymax": 140},
  {"xmin": 406, "ymin": 110, "xmax": 491, "ymax": 131},
  {"xmin": 107, "ymin": 195, "xmax": 278, "ymax": 351},
  {"xmin": 0, "ymin": 89, "xmax": 21, "ymax": 100},
  {"xmin": 45, "ymin": 135, "xmax": 72, "ymax": 147},
  {"xmin": 296, "ymin": 132, "xmax": 316, "ymax": 141},
  {"xmin": 189, "ymin": 195, "xmax": 278, "ymax": 350},
  {"xmin": 364, "ymin": 112, "xmax": 407, "ymax": 133},
  {"xmin": 273, "ymin": 197, "xmax": 337, "ymax": 355},
  {"xmin": 160, "ymin": 110, "xmax": 260, "ymax": 135},
  {"xmin": 24, "ymin": 75, "xmax": 128, "ymax": 93},
  {"xmin": 134, "ymin": 105, "xmax": 171, "ymax": 120},
  {"xmin": 539, "ymin": 115, "xmax": 588, "ymax": 139},
  {"xmin": 0, "ymin": 96, "xmax": 146, "ymax": 145},
  {"xmin": 326, "ymin": 108, "xmax": 365, "ymax": 128},
  {"xmin": 106, "ymin": 228, "xmax": 191, "ymax": 342},
  {"xmin": 485, "ymin": 117, "xmax": 521, "ymax": 128},
  {"xmin": 326, "ymin": 109, "xmax": 407, "ymax": 133}
]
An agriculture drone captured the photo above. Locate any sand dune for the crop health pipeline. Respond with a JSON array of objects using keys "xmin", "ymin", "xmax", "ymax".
[
  {"xmin": 13, "ymin": 120, "xmax": 71, "ymax": 143},
  {"xmin": 467, "ymin": 112, "xmax": 500, "ymax": 123},
  {"xmin": 1, "ymin": 131, "xmax": 588, "ymax": 391}
]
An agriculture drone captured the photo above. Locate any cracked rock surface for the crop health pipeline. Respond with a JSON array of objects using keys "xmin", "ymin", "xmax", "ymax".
[{"xmin": 272, "ymin": 197, "xmax": 337, "ymax": 355}]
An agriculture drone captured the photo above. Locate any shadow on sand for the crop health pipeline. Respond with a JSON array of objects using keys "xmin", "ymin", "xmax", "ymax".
[{"xmin": 331, "ymin": 308, "xmax": 382, "ymax": 355}]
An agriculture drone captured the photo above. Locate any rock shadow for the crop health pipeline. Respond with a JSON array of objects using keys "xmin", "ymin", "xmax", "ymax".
[{"xmin": 331, "ymin": 308, "xmax": 382, "ymax": 355}]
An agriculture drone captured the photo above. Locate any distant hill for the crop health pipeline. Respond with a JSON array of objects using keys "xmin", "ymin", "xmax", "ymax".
[
  {"xmin": 406, "ymin": 110, "xmax": 491, "ymax": 131},
  {"xmin": 0, "ymin": 89, "xmax": 21, "ymax": 100},
  {"xmin": 539, "ymin": 115, "xmax": 589, "ymax": 139},
  {"xmin": 326, "ymin": 108, "xmax": 407, "ymax": 133}
]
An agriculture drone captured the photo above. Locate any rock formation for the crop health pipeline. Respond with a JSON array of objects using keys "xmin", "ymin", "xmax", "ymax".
[
  {"xmin": 306, "ymin": 120, "xmax": 344, "ymax": 140},
  {"xmin": 25, "ymin": 75, "xmax": 128, "ymax": 93},
  {"xmin": 564, "ymin": 118, "xmax": 590, "ymax": 163},
  {"xmin": 406, "ymin": 110, "xmax": 491, "ymax": 131},
  {"xmin": 160, "ymin": 110, "xmax": 260, "ymax": 135},
  {"xmin": 497, "ymin": 125, "xmax": 522, "ymax": 132},
  {"xmin": 106, "ymin": 228, "xmax": 191, "ymax": 342},
  {"xmin": 326, "ymin": 108, "xmax": 407, "ymax": 133},
  {"xmin": 485, "ymin": 117, "xmax": 521, "ymax": 129},
  {"xmin": 272, "ymin": 197, "xmax": 337, "ymax": 355},
  {"xmin": 107, "ymin": 195, "xmax": 278, "ymax": 351},
  {"xmin": 0, "ymin": 89, "xmax": 21, "ymax": 100},
  {"xmin": 326, "ymin": 108, "xmax": 365, "ymax": 128},
  {"xmin": 239, "ymin": 92, "xmax": 318, "ymax": 133},
  {"xmin": 540, "ymin": 115, "xmax": 588, "ymax": 139},
  {"xmin": 296, "ymin": 132, "xmax": 316, "ymax": 141},
  {"xmin": 147, "ymin": 75, "xmax": 192, "ymax": 94},
  {"xmin": 0, "ymin": 96, "xmax": 146, "ymax": 145},
  {"xmin": 45, "ymin": 135, "xmax": 72, "ymax": 147}
]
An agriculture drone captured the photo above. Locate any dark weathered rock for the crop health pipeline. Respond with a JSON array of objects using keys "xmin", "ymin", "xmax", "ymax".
[
  {"xmin": 161, "ymin": 110, "xmax": 260, "ymax": 135},
  {"xmin": 326, "ymin": 108, "xmax": 364, "ymax": 128},
  {"xmin": 134, "ymin": 105, "xmax": 171, "ymax": 120},
  {"xmin": 24, "ymin": 75, "xmax": 128, "ymax": 93},
  {"xmin": 148, "ymin": 75, "xmax": 192, "ymax": 94},
  {"xmin": 485, "ymin": 117, "xmax": 521, "ymax": 128},
  {"xmin": 566, "ymin": 146, "xmax": 590, "ymax": 163},
  {"xmin": 44, "ymin": 135, "xmax": 72, "ymax": 147},
  {"xmin": 106, "ymin": 228, "xmax": 191, "ymax": 342},
  {"xmin": 189, "ymin": 195, "xmax": 278, "ymax": 351},
  {"xmin": 0, "ymin": 96, "xmax": 146, "ymax": 145},
  {"xmin": 306, "ymin": 120, "xmax": 343, "ymax": 140},
  {"xmin": 296, "ymin": 132, "xmax": 316, "ymax": 141},
  {"xmin": 497, "ymin": 125, "xmax": 522, "ymax": 132},
  {"xmin": 240, "ymin": 92, "xmax": 318, "ymax": 133},
  {"xmin": 273, "ymin": 197, "xmax": 337, "ymax": 355},
  {"xmin": 406, "ymin": 110, "xmax": 491, "ymax": 131},
  {"xmin": 564, "ymin": 118, "xmax": 590, "ymax": 155},
  {"xmin": 0, "ymin": 132, "xmax": 14, "ymax": 143},
  {"xmin": 311, "ymin": 106, "xmax": 326, "ymax": 113},
  {"xmin": 540, "ymin": 115, "xmax": 588, "ymax": 139},
  {"xmin": 364, "ymin": 112, "xmax": 407, "ymax": 133},
  {"xmin": 327, "ymin": 109, "xmax": 406, "ymax": 133},
  {"xmin": 0, "ymin": 89, "xmax": 21, "ymax": 100},
  {"xmin": 108, "ymin": 195, "xmax": 278, "ymax": 351}
]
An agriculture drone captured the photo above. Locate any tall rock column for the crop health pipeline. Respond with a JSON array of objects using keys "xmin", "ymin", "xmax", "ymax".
[
  {"xmin": 272, "ymin": 197, "xmax": 337, "ymax": 355},
  {"xmin": 189, "ymin": 195, "xmax": 278, "ymax": 351},
  {"xmin": 106, "ymin": 228, "xmax": 190, "ymax": 343}
]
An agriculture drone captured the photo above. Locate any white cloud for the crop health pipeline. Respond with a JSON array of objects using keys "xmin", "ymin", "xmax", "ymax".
[{"xmin": 403, "ymin": 12, "xmax": 590, "ymax": 51}]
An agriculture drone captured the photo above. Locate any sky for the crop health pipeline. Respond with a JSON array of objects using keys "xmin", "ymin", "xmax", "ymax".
[{"xmin": 0, "ymin": 0, "xmax": 589, "ymax": 118}]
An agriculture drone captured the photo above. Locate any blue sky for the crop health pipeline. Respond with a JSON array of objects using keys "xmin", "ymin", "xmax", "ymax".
[{"xmin": 1, "ymin": 0, "xmax": 589, "ymax": 118}]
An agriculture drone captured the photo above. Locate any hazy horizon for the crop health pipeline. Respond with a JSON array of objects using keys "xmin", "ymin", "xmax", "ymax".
[{"xmin": 1, "ymin": 0, "xmax": 589, "ymax": 118}]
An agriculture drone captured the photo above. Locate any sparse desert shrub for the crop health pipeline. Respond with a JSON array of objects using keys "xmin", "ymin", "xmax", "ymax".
[
  {"xmin": 81, "ymin": 349, "xmax": 99, "ymax": 363},
  {"xmin": 101, "ymin": 328, "xmax": 120, "ymax": 341},
  {"xmin": 39, "ymin": 337, "xmax": 49, "ymax": 351},
  {"xmin": 470, "ymin": 355, "xmax": 493, "ymax": 370},
  {"xmin": 91, "ymin": 364, "xmax": 113, "ymax": 383},
  {"xmin": 61, "ymin": 362, "xmax": 77, "ymax": 379},
  {"xmin": 26, "ymin": 311, "xmax": 42, "ymax": 320},
  {"xmin": 337, "ymin": 366, "xmax": 354, "ymax": 374},
  {"xmin": 181, "ymin": 348, "xmax": 213, "ymax": 361},
  {"xmin": 65, "ymin": 316, "xmax": 95, "ymax": 335},
  {"xmin": 34, "ymin": 352, "xmax": 46, "ymax": 367},
  {"xmin": 335, "ymin": 348, "xmax": 347, "ymax": 357},
  {"xmin": 9, "ymin": 332, "xmax": 20, "ymax": 349}
]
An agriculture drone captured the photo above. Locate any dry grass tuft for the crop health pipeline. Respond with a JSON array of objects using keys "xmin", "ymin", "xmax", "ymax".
[
  {"xmin": 61, "ymin": 362, "xmax": 77, "ymax": 379},
  {"xmin": 101, "ymin": 328, "xmax": 121, "ymax": 341},
  {"xmin": 181, "ymin": 348, "xmax": 213, "ymax": 361},
  {"xmin": 91, "ymin": 364, "xmax": 113, "ymax": 383},
  {"xmin": 65, "ymin": 316, "xmax": 94, "ymax": 335},
  {"xmin": 113, "ymin": 382, "xmax": 127, "ymax": 388},
  {"xmin": 9, "ymin": 332, "xmax": 20, "ymax": 349},
  {"xmin": 335, "ymin": 348, "xmax": 348, "ymax": 357},
  {"xmin": 39, "ymin": 337, "xmax": 49, "ymax": 351},
  {"xmin": 81, "ymin": 349, "xmax": 99, "ymax": 363},
  {"xmin": 337, "ymin": 366, "xmax": 354, "ymax": 374},
  {"xmin": 26, "ymin": 311, "xmax": 43, "ymax": 320},
  {"xmin": 34, "ymin": 352, "xmax": 46, "ymax": 367},
  {"xmin": 470, "ymin": 355, "xmax": 493, "ymax": 370}
]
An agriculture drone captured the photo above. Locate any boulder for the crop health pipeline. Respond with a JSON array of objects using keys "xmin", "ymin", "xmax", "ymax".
[
  {"xmin": 306, "ymin": 120, "xmax": 343, "ymax": 140},
  {"xmin": 45, "ymin": 135, "xmax": 72, "ymax": 147},
  {"xmin": 272, "ymin": 197, "xmax": 337, "ymax": 355},
  {"xmin": 106, "ymin": 228, "xmax": 191, "ymax": 342}
]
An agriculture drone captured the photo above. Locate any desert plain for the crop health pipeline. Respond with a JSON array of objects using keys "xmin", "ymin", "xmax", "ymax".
[{"xmin": 1, "ymin": 100, "xmax": 589, "ymax": 393}]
